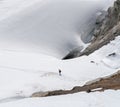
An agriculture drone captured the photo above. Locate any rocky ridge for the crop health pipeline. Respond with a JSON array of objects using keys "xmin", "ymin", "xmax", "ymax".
[
  {"xmin": 31, "ymin": 70, "xmax": 120, "ymax": 97},
  {"xmin": 63, "ymin": 0, "xmax": 120, "ymax": 59}
]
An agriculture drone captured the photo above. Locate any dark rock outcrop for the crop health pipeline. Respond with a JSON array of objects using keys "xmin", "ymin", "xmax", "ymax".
[
  {"xmin": 62, "ymin": 46, "xmax": 83, "ymax": 59},
  {"xmin": 63, "ymin": 0, "xmax": 120, "ymax": 60}
]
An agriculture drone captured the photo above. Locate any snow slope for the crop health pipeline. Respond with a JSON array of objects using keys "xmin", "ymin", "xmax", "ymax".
[
  {"xmin": 0, "ymin": 0, "xmax": 118, "ymax": 106},
  {"xmin": 0, "ymin": 0, "xmax": 115, "ymax": 58},
  {"xmin": 0, "ymin": 36, "xmax": 120, "ymax": 101},
  {"xmin": 0, "ymin": 90, "xmax": 120, "ymax": 107}
]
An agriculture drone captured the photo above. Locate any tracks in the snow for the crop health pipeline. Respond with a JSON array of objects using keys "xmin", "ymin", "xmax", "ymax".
[{"xmin": 0, "ymin": 96, "xmax": 26, "ymax": 104}]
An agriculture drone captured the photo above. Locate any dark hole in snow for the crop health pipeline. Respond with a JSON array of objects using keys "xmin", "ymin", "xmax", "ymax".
[{"xmin": 108, "ymin": 52, "xmax": 116, "ymax": 56}]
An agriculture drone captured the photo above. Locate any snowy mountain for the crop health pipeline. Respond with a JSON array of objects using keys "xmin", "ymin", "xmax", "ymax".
[
  {"xmin": 0, "ymin": 0, "xmax": 120, "ymax": 107},
  {"xmin": 64, "ymin": 0, "xmax": 120, "ymax": 59}
]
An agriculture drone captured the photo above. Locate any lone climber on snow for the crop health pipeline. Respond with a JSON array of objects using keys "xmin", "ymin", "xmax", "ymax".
[{"xmin": 59, "ymin": 69, "xmax": 62, "ymax": 76}]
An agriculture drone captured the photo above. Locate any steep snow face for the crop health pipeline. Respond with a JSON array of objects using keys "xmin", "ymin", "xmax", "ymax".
[{"xmin": 0, "ymin": 0, "xmax": 115, "ymax": 58}]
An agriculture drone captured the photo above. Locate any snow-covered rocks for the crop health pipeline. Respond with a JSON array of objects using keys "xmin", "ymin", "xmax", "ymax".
[
  {"xmin": 102, "ymin": 53, "xmax": 120, "ymax": 69},
  {"xmin": 98, "ymin": 36, "xmax": 120, "ymax": 69}
]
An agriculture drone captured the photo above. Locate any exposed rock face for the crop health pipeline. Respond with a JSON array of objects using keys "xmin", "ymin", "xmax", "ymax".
[
  {"xmin": 31, "ymin": 70, "xmax": 120, "ymax": 97},
  {"xmin": 93, "ymin": 0, "xmax": 120, "ymax": 38},
  {"xmin": 63, "ymin": 0, "xmax": 120, "ymax": 60}
]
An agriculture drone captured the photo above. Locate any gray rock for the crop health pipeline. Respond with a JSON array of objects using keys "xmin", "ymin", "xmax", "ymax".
[{"xmin": 63, "ymin": 0, "xmax": 120, "ymax": 60}]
